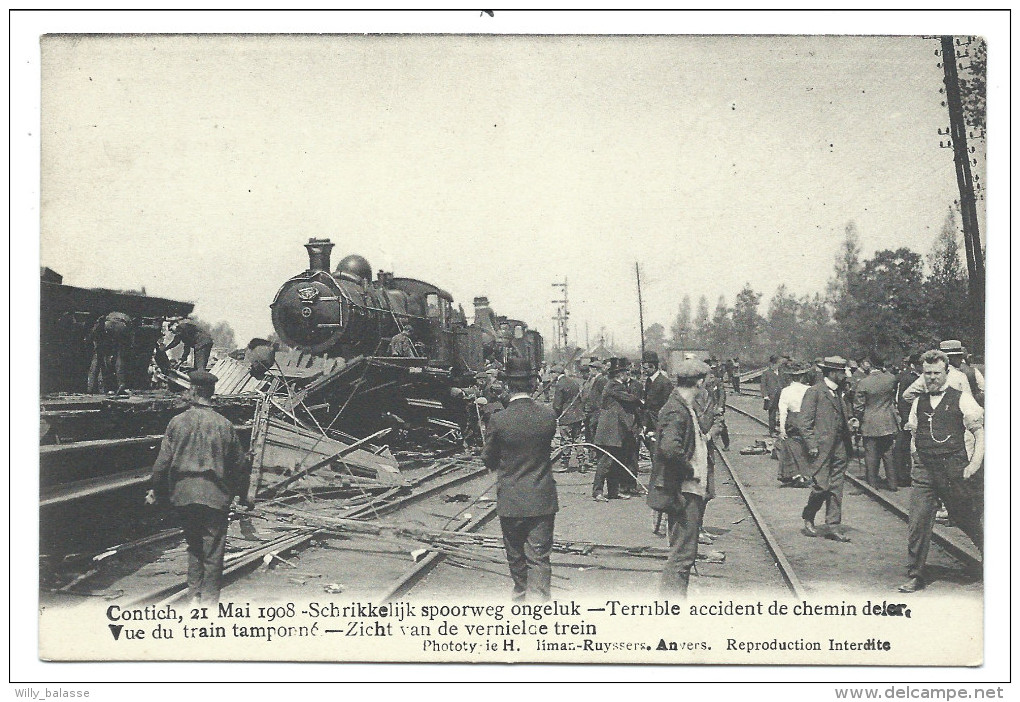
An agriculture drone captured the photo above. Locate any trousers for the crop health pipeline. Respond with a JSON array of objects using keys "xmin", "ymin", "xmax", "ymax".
[
  {"xmin": 179, "ymin": 504, "xmax": 228, "ymax": 605},
  {"xmin": 906, "ymin": 451, "xmax": 983, "ymax": 580},
  {"xmin": 802, "ymin": 442, "xmax": 848, "ymax": 526},
  {"xmin": 864, "ymin": 434, "xmax": 897, "ymax": 490},
  {"xmin": 500, "ymin": 514, "xmax": 554, "ymax": 602},
  {"xmin": 660, "ymin": 493, "xmax": 705, "ymax": 597},
  {"xmin": 892, "ymin": 429, "xmax": 913, "ymax": 486},
  {"xmin": 593, "ymin": 444, "xmax": 628, "ymax": 498},
  {"xmin": 557, "ymin": 422, "xmax": 583, "ymax": 470},
  {"xmin": 192, "ymin": 342, "xmax": 213, "ymax": 372}
]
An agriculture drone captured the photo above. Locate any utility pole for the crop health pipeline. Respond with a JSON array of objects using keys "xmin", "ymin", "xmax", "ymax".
[
  {"xmin": 551, "ymin": 278, "xmax": 570, "ymax": 356},
  {"xmin": 940, "ymin": 35, "xmax": 985, "ymax": 320},
  {"xmin": 635, "ymin": 262, "xmax": 646, "ymax": 361}
]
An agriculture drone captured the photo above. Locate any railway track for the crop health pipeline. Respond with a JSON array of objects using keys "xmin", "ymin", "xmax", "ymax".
[
  {"xmin": 719, "ymin": 396, "xmax": 981, "ymax": 596},
  {"xmin": 44, "ymin": 453, "xmax": 501, "ymax": 608}
]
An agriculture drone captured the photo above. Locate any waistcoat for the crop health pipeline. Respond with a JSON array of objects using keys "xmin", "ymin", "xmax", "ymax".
[{"xmin": 914, "ymin": 388, "xmax": 967, "ymax": 457}]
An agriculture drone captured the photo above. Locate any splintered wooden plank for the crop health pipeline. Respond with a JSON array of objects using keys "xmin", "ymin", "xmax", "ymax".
[
  {"xmin": 246, "ymin": 377, "xmax": 280, "ymax": 503},
  {"xmin": 259, "ymin": 416, "xmax": 399, "ymax": 480}
]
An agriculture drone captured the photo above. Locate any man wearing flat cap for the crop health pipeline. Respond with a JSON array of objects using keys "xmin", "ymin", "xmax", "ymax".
[
  {"xmin": 163, "ymin": 317, "xmax": 215, "ymax": 372},
  {"xmin": 799, "ymin": 356, "xmax": 858, "ymax": 541},
  {"xmin": 146, "ymin": 370, "xmax": 249, "ymax": 606},
  {"xmin": 482, "ymin": 357, "xmax": 559, "ymax": 602},
  {"xmin": 648, "ymin": 359, "xmax": 716, "ymax": 596}
]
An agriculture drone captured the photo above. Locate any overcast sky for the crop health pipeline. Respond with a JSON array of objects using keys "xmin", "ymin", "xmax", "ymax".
[{"xmin": 41, "ymin": 34, "xmax": 974, "ymax": 349}]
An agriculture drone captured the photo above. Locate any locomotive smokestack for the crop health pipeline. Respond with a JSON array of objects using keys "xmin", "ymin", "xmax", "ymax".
[{"xmin": 305, "ymin": 238, "xmax": 334, "ymax": 272}]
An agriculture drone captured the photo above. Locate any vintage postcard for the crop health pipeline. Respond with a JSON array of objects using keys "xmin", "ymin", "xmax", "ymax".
[{"xmin": 22, "ymin": 16, "xmax": 1004, "ymax": 680}]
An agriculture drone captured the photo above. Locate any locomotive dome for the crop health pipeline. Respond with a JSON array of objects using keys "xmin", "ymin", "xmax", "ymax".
[{"xmin": 336, "ymin": 254, "xmax": 372, "ymax": 282}]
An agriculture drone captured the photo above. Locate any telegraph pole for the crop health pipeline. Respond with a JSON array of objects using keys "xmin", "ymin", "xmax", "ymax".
[
  {"xmin": 551, "ymin": 279, "xmax": 570, "ymax": 356},
  {"xmin": 940, "ymin": 35, "xmax": 985, "ymax": 320},
  {"xmin": 635, "ymin": 262, "xmax": 646, "ymax": 361}
]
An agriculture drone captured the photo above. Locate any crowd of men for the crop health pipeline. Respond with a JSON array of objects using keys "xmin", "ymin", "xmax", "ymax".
[
  {"xmin": 479, "ymin": 338, "xmax": 984, "ymax": 602},
  {"xmin": 142, "ymin": 334, "xmax": 984, "ymax": 606},
  {"xmin": 761, "ymin": 341, "xmax": 984, "ymax": 592}
]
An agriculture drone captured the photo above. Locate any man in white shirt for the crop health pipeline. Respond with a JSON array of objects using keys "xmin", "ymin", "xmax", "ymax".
[
  {"xmin": 899, "ymin": 350, "xmax": 984, "ymax": 593},
  {"xmin": 900, "ymin": 339, "xmax": 984, "ymax": 404}
]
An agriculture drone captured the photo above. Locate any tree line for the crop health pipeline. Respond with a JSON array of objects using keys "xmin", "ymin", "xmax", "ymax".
[{"xmin": 645, "ymin": 209, "xmax": 983, "ymax": 368}]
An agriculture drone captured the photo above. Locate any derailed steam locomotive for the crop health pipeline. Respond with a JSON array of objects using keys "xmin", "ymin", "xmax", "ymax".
[{"xmin": 269, "ymin": 238, "xmax": 543, "ymax": 439}]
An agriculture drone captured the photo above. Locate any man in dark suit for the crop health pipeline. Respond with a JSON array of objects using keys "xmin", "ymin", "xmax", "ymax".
[
  {"xmin": 642, "ymin": 351, "xmax": 674, "ymax": 438},
  {"xmin": 552, "ymin": 365, "xmax": 584, "ymax": 472},
  {"xmin": 482, "ymin": 357, "xmax": 559, "ymax": 602},
  {"xmin": 581, "ymin": 359, "xmax": 608, "ymax": 471},
  {"xmin": 799, "ymin": 356, "xmax": 858, "ymax": 542},
  {"xmin": 592, "ymin": 357, "xmax": 642, "ymax": 501},
  {"xmin": 853, "ymin": 357, "xmax": 901, "ymax": 490},
  {"xmin": 761, "ymin": 355, "xmax": 782, "ymax": 435},
  {"xmin": 146, "ymin": 370, "xmax": 249, "ymax": 605},
  {"xmin": 892, "ymin": 353, "xmax": 921, "ymax": 487}
]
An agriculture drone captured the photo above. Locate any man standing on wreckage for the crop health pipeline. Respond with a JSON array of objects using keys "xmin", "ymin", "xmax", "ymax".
[
  {"xmin": 146, "ymin": 370, "xmax": 251, "ymax": 607},
  {"xmin": 481, "ymin": 356, "xmax": 559, "ymax": 603}
]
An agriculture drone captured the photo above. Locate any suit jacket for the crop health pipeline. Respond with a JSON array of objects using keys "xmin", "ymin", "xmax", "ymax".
[
  {"xmin": 762, "ymin": 368, "xmax": 781, "ymax": 403},
  {"xmin": 895, "ymin": 369, "xmax": 919, "ymax": 423},
  {"xmin": 583, "ymin": 373, "xmax": 603, "ymax": 416},
  {"xmin": 852, "ymin": 370, "xmax": 899, "ymax": 437},
  {"xmin": 799, "ymin": 381, "xmax": 852, "ymax": 487},
  {"xmin": 552, "ymin": 375, "xmax": 584, "ymax": 425},
  {"xmin": 648, "ymin": 391, "xmax": 696, "ymax": 511},
  {"xmin": 593, "ymin": 378, "xmax": 641, "ymax": 447},
  {"xmin": 481, "ymin": 396, "xmax": 559, "ymax": 518},
  {"xmin": 643, "ymin": 371, "xmax": 674, "ymax": 428}
]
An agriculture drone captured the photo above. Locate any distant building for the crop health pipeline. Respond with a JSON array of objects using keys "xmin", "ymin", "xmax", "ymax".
[{"xmin": 665, "ymin": 347, "xmax": 711, "ymax": 375}]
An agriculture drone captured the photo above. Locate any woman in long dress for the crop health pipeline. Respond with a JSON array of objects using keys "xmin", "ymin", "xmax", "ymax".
[{"xmin": 777, "ymin": 362, "xmax": 812, "ymax": 486}]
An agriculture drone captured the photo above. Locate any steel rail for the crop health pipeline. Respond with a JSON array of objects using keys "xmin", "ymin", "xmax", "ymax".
[
  {"xmin": 724, "ymin": 401, "xmax": 982, "ymax": 571},
  {"xmin": 89, "ymin": 454, "xmax": 493, "ymax": 604},
  {"xmin": 377, "ymin": 503, "xmax": 499, "ymax": 603},
  {"xmin": 710, "ymin": 445, "xmax": 808, "ymax": 599}
]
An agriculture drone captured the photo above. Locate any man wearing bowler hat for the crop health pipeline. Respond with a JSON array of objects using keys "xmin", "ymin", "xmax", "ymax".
[
  {"xmin": 146, "ymin": 370, "xmax": 249, "ymax": 606},
  {"xmin": 592, "ymin": 357, "xmax": 642, "ymax": 501},
  {"xmin": 482, "ymin": 357, "xmax": 559, "ymax": 602},
  {"xmin": 799, "ymin": 356, "xmax": 858, "ymax": 541}
]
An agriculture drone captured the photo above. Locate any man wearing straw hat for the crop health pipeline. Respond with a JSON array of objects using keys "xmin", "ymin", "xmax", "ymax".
[
  {"xmin": 799, "ymin": 356, "xmax": 858, "ymax": 542},
  {"xmin": 482, "ymin": 356, "xmax": 559, "ymax": 602}
]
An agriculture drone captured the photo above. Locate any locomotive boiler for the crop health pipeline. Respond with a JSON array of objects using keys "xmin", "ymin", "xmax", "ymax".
[{"xmin": 268, "ymin": 238, "xmax": 543, "ymax": 439}]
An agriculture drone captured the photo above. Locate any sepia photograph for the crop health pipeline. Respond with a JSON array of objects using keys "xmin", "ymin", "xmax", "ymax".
[{"xmin": 13, "ymin": 7, "xmax": 1010, "ymax": 692}]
